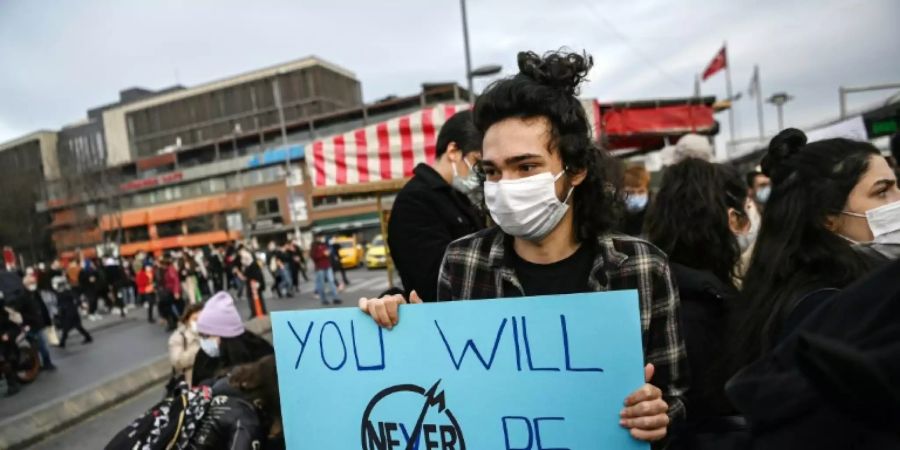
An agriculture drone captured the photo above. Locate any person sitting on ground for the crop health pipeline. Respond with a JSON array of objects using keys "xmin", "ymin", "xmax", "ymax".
[
  {"xmin": 191, "ymin": 355, "xmax": 284, "ymax": 450},
  {"xmin": 169, "ymin": 302, "xmax": 203, "ymax": 388},
  {"xmin": 191, "ymin": 291, "xmax": 273, "ymax": 386}
]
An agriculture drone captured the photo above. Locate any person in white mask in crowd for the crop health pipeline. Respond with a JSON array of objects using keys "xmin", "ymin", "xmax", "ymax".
[
  {"xmin": 190, "ymin": 291, "xmax": 273, "ymax": 386},
  {"xmin": 746, "ymin": 170, "xmax": 772, "ymax": 213},
  {"xmin": 168, "ymin": 302, "xmax": 203, "ymax": 387},
  {"xmin": 360, "ymin": 50, "xmax": 687, "ymax": 445},
  {"xmin": 729, "ymin": 128, "xmax": 900, "ymax": 381},
  {"xmin": 643, "ymin": 158, "xmax": 756, "ymax": 448},
  {"xmin": 387, "ymin": 110, "xmax": 486, "ymax": 302}
]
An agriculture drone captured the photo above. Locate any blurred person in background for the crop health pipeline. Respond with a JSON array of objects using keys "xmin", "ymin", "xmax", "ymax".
[
  {"xmin": 387, "ymin": 109, "xmax": 485, "ymax": 302},
  {"xmin": 310, "ymin": 235, "xmax": 341, "ymax": 305},
  {"xmin": 168, "ymin": 303, "xmax": 203, "ymax": 388},
  {"xmin": 620, "ymin": 165, "xmax": 652, "ymax": 237},
  {"xmin": 161, "ymin": 257, "xmax": 183, "ymax": 331},
  {"xmin": 17, "ymin": 271, "xmax": 55, "ymax": 371},
  {"xmin": 239, "ymin": 249, "xmax": 267, "ymax": 318},
  {"xmin": 54, "ymin": 276, "xmax": 92, "ymax": 348},
  {"xmin": 746, "ymin": 170, "xmax": 772, "ymax": 212},
  {"xmin": 328, "ymin": 237, "xmax": 351, "ymax": 289},
  {"xmin": 729, "ymin": 128, "xmax": 900, "ymax": 378},
  {"xmin": 208, "ymin": 245, "xmax": 226, "ymax": 292},
  {"xmin": 191, "ymin": 291, "xmax": 273, "ymax": 386},
  {"xmin": 136, "ymin": 263, "xmax": 157, "ymax": 323},
  {"xmin": 79, "ymin": 259, "xmax": 101, "ymax": 321},
  {"xmin": 644, "ymin": 158, "xmax": 754, "ymax": 449}
]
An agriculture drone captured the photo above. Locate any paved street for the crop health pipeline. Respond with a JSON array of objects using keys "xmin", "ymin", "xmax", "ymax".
[{"xmin": 1, "ymin": 267, "xmax": 395, "ymax": 449}]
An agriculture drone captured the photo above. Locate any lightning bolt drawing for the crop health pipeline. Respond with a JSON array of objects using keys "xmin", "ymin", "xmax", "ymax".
[{"xmin": 405, "ymin": 380, "xmax": 445, "ymax": 450}]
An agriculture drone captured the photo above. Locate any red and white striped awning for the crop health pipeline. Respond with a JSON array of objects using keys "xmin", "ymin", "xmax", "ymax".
[{"xmin": 308, "ymin": 103, "xmax": 470, "ymax": 189}]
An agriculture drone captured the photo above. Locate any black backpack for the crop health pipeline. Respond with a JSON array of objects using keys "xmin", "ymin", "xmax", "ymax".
[{"xmin": 105, "ymin": 381, "xmax": 212, "ymax": 450}]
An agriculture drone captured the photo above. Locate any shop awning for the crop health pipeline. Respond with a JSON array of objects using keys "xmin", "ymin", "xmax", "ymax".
[
  {"xmin": 307, "ymin": 103, "xmax": 469, "ymax": 195},
  {"xmin": 592, "ymin": 96, "xmax": 718, "ymax": 155}
]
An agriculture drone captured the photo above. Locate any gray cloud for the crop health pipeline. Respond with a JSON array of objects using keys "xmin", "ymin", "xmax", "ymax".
[{"xmin": 1, "ymin": 0, "xmax": 898, "ymax": 147}]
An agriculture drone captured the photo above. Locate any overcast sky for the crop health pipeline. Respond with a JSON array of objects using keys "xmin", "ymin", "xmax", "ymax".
[{"xmin": 1, "ymin": 0, "xmax": 898, "ymax": 150}]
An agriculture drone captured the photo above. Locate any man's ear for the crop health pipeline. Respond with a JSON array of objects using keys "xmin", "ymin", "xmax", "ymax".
[{"xmin": 444, "ymin": 142, "xmax": 461, "ymax": 162}]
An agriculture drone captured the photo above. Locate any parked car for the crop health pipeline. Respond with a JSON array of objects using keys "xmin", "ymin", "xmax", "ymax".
[
  {"xmin": 365, "ymin": 235, "xmax": 388, "ymax": 269},
  {"xmin": 333, "ymin": 236, "xmax": 364, "ymax": 268}
]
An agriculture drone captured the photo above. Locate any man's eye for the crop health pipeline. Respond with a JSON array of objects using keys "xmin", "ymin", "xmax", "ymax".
[{"xmin": 520, "ymin": 164, "xmax": 537, "ymax": 173}]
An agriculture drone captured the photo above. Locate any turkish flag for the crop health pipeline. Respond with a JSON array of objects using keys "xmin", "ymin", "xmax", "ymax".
[{"xmin": 702, "ymin": 46, "xmax": 727, "ymax": 81}]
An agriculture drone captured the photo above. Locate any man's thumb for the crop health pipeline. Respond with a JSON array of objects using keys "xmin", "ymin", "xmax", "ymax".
[{"xmin": 409, "ymin": 290, "xmax": 423, "ymax": 304}]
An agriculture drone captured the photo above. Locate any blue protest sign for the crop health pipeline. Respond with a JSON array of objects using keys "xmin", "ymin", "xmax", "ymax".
[{"xmin": 272, "ymin": 291, "xmax": 649, "ymax": 450}]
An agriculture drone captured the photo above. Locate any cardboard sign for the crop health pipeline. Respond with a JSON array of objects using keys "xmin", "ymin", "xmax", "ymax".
[{"xmin": 272, "ymin": 291, "xmax": 649, "ymax": 450}]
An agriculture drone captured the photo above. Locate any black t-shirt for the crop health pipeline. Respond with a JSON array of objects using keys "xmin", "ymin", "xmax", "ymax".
[{"xmin": 511, "ymin": 242, "xmax": 595, "ymax": 296}]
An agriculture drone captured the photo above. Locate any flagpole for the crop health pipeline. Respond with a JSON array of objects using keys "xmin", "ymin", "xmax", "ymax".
[
  {"xmin": 724, "ymin": 42, "xmax": 735, "ymax": 155},
  {"xmin": 694, "ymin": 74, "xmax": 701, "ymax": 98},
  {"xmin": 754, "ymin": 65, "xmax": 765, "ymax": 141}
]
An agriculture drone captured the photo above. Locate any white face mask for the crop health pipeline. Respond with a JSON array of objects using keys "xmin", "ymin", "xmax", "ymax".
[
  {"xmin": 451, "ymin": 157, "xmax": 481, "ymax": 195},
  {"xmin": 484, "ymin": 170, "xmax": 574, "ymax": 242},
  {"xmin": 199, "ymin": 337, "xmax": 220, "ymax": 358},
  {"xmin": 842, "ymin": 200, "xmax": 900, "ymax": 259}
]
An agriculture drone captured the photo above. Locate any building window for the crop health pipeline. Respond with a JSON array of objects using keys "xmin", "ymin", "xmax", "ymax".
[
  {"xmin": 185, "ymin": 214, "xmax": 215, "ymax": 234},
  {"xmin": 255, "ymin": 198, "xmax": 280, "ymax": 217},
  {"xmin": 156, "ymin": 220, "xmax": 184, "ymax": 238},
  {"xmin": 125, "ymin": 225, "xmax": 150, "ymax": 243}
]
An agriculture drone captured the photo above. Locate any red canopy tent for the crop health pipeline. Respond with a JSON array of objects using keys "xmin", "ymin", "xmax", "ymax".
[{"xmin": 590, "ymin": 96, "xmax": 718, "ymax": 156}]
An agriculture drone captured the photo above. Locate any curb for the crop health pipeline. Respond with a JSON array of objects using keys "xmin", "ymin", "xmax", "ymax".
[{"xmin": 0, "ymin": 316, "xmax": 272, "ymax": 450}]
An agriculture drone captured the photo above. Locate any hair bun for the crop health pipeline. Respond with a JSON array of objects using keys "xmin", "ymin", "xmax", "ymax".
[
  {"xmin": 517, "ymin": 50, "xmax": 592, "ymax": 96},
  {"xmin": 761, "ymin": 128, "xmax": 807, "ymax": 178}
]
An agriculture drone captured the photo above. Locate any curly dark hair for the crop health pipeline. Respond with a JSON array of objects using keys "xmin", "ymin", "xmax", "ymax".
[
  {"xmin": 645, "ymin": 158, "xmax": 748, "ymax": 286},
  {"xmin": 473, "ymin": 50, "xmax": 622, "ymax": 240},
  {"xmin": 729, "ymin": 128, "xmax": 879, "ymax": 371}
]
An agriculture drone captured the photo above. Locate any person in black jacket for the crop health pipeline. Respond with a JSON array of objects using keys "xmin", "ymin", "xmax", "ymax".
[
  {"xmin": 17, "ymin": 273, "xmax": 55, "ymax": 370},
  {"xmin": 191, "ymin": 355, "xmax": 283, "ymax": 450},
  {"xmin": 387, "ymin": 110, "xmax": 485, "ymax": 302},
  {"xmin": 53, "ymin": 276, "xmax": 92, "ymax": 348},
  {"xmin": 726, "ymin": 259, "xmax": 900, "ymax": 450},
  {"xmin": 644, "ymin": 158, "xmax": 755, "ymax": 449}
]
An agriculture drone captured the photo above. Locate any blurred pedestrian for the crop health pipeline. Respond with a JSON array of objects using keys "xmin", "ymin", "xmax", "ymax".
[
  {"xmin": 17, "ymin": 272, "xmax": 56, "ymax": 371},
  {"xmin": 328, "ymin": 238, "xmax": 350, "ymax": 288},
  {"xmin": 136, "ymin": 263, "xmax": 157, "ymax": 323},
  {"xmin": 168, "ymin": 303, "xmax": 203, "ymax": 388},
  {"xmin": 310, "ymin": 236, "xmax": 340, "ymax": 305},
  {"xmin": 54, "ymin": 276, "xmax": 92, "ymax": 348},
  {"xmin": 239, "ymin": 250, "xmax": 267, "ymax": 319}
]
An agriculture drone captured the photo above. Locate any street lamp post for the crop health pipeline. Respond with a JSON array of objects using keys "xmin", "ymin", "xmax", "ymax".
[
  {"xmin": 272, "ymin": 71, "xmax": 301, "ymax": 239},
  {"xmin": 460, "ymin": 0, "xmax": 474, "ymax": 102},
  {"xmin": 767, "ymin": 92, "xmax": 794, "ymax": 131}
]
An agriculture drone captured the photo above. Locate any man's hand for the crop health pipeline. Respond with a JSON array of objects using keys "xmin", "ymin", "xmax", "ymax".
[
  {"xmin": 620, "ymin": 363, "xmax": 669, "ymax": 442},
  {"xmin": 358, "ymin": 291, "xmax": 422, "ymax": 330}
]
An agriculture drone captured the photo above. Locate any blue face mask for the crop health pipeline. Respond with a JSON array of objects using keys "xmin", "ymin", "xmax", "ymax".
[
  {"xmin": 625, "ymin": 193, "xmax": 649, "ymax": 213},
  {"xmin": 755, "ymin": 186, "xmax": 771, "ymax": 204}
]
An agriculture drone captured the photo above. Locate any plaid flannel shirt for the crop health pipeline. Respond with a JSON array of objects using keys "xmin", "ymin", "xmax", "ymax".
[{"xmin": 437, "ymin": 226, "xmax": 689, "ymax": 422}]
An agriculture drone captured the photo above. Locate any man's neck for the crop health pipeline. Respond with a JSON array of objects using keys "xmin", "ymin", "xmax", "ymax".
[
  {"xmin": 432, "ymin": 159, "xmax": 454, "ymax": 185},
  {"xmin": 511, "ymin": 211, "xmax": 580, "ymax": 265}
]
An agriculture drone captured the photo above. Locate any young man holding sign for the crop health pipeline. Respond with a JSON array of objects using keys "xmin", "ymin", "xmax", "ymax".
[{"xmin": 360, "ymin": 50, "xmax": 687, "ymax": 445}]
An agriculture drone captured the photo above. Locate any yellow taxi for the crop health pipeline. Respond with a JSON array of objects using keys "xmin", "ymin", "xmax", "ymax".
[
  {"xmin": 365, "ymin": 235, "xmax": 388, "ymax": 269},
  {"xmin": 333, "ymin": 235, "xmax": 364, "ymax": 269}
]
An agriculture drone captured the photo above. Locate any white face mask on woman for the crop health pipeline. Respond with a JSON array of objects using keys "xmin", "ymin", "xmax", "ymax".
[
  {"xmin": 199, "ymin": 337, "xmax": 220, "ymax": 358},
  {"xmin": 842, "ymin": 200, "xmax": 900, "ymax": 259},
  {"xmin": 484, "ymin": 170, "xmax": 574, "ymax": 242}
]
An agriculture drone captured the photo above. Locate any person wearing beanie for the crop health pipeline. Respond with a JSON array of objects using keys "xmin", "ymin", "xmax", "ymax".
[{"xmin": 191, "ymin": 291, "xmax": 273, "ymax": 386}]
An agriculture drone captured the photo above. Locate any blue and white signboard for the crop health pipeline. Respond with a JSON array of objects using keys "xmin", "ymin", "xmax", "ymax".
[{"xmin": 272, "ymin": 291, "xmax": 649, "ymax": 449}]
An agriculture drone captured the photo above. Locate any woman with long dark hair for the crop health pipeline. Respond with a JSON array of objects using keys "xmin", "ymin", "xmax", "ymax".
[
  {"xmin": 730, "ymin": 128, "xmax": 900, "ymax": 371},
  {"xmin": 644, "ymin": 158, "xmax": 755, "ymax": 448}
]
